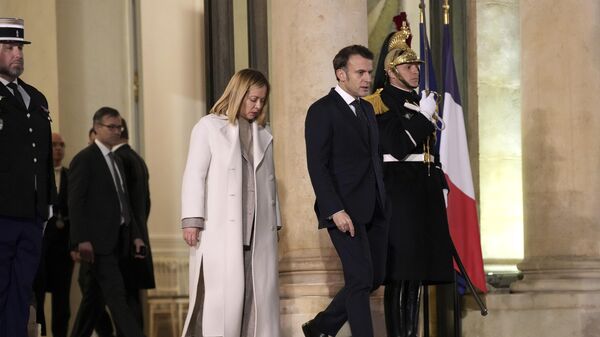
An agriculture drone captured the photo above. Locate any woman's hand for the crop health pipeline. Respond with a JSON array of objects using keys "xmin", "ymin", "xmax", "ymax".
[{"xmin": 183, "ymin": 227, "xmax": 201, "ymax": 247}]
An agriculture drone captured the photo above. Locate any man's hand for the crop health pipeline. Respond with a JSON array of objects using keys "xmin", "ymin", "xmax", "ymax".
[
  {"xmin": 183, "ymin": 227, "xmax": 201, "ymax": 247},
  {"xmin": 133, "ymin": 238, "xmax": 146, "ymax": 259},
  {"xmin": 78, "ymin": 241, "xmax": 94, "ymax": 264},
  {"xmin": 332, "ymin": 210, "xmax": 355, "ymax": 237},
  {"xmin": 70, "ymin": 250, "xmax": 81, "ymax": 262}
]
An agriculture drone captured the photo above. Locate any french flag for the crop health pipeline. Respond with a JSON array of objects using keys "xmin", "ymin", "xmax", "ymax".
[{"xmin": 439, "ymin": 22, "xmax": 487, "ymax": 293}]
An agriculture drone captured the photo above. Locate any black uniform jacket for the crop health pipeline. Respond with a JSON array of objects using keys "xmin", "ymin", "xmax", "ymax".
[
  {"xmin": 368, "ymin": 84, "xmax": 454, "ymax": 283},
  {"xmin": 370, "ymin": 84, "xmax": 436, "ymax": 160},
  {"xmin": 0, "ymin": 79, "xmax": 56, "ymax": 220},
  {"xmin": 305, "ymin": 88, "xmax": 386, "ymax": 228},
  {"xmin": 68, "ymin": 143, "xmax": 141, "ymax": 255}
]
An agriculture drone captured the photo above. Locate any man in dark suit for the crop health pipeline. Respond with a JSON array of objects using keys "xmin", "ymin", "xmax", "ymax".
[
  {"xmin": 34, "ymin": 132, "xmax": 74, "ymax": 337},
  {"xmin": 112, "ymin": 119, "xmax": 155, "ymax": 335},
  {"xmin": 303, "ymin": 45, "xmax": 388, "ymax": 337},
  {"xmin": 68, "ymin": 107, "xmax": 146, "ymax": 337},
  {"xmin": 0, "ymin": 18, "xmax": 56, "ymax": 337}
]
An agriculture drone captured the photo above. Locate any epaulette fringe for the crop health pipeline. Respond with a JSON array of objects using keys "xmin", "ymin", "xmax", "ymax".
[{"xmin": 363, "ymin": 88, "xmax": 389, "ymax": 115}]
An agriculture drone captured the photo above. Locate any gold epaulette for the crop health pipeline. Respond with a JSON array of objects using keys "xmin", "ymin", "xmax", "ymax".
[{"xmin": 363, "ymin": 88, "xmax": 390, "ymax": 115}]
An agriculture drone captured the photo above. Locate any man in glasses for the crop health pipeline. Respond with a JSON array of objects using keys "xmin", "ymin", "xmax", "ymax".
[
  {"xmin": 113, "ymin": 119, "xmax": 155, "ymax": 333},
  {"xmin": 68, "ymin": 107, "xmax": 147, "ymax": 337}
]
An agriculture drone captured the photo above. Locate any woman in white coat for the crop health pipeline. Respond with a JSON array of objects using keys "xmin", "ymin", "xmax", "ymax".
[{"xmin": 180, "ymin": 69, "xmax": 281, "ymax": 337}]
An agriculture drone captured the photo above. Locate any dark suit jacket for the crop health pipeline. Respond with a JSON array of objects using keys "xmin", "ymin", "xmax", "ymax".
[
  {"xmin": 305, "ymin": 88, "xmax": 386, "ymax": 228},
  {"xmin": 34, "ymin": 168, "xmax": 72, "ymax": 333},
  {"xmin": 115, "ymin": 144, "xmax": 156, "ymax": 289},
  {"xmin": 45, "ymin": 167, "xmax": 70, "ymax": 244},
  {"xmin": 44, "ymin": 167, "xmax": 74, "ymax": 287},
  {"xmin": 68, "ymin": 143, "xmax": 141, "ymax": 255},
  {"xmin": 0, "ymin": 79, "xmax": 56, "ymax": 219}
]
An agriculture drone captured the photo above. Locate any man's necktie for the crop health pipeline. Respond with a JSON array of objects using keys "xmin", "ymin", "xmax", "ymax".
[
  {"xmin": 351, "ymin": 99, "xmax": 371, "ymax": 140},
  {"xmin": 108, "ymin": 152, "xmax": 131, "ymax": 225},
  {"xmin": 351, "ymin": 99, "xmax": 368, "ymax": 122},
  {"xmin": 6, "ymin": 82, "xmax": 26, "ymax": 109}
]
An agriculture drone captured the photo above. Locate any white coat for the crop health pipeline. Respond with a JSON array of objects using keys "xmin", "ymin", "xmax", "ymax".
[{"xmin": 180, "ymin": 113, "xmax": 281, "ymax": 337}]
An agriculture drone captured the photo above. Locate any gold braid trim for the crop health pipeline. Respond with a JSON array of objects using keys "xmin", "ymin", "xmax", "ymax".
[{"xmin": 362, "ymin": 88, "xmax": 390, "ymax": 115}]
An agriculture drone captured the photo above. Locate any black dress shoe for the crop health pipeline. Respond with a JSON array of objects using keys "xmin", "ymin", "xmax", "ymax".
[{"xmin": 302, "ymin": 320, "xmax": 330, "ymax": 337}]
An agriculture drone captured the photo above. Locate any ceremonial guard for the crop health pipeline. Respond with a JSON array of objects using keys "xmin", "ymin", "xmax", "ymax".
[
  {"xmin": 0, "ymin": 18, "xmax": 56, "ymax": 337},
  {"xmin": 364, "ymin": 22, "xmax": 454, "ymax": 337}
]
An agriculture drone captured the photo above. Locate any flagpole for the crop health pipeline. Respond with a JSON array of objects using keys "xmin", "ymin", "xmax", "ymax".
[
  {"xmin": 419, "ymin": 0, "xmax": 430, "ymax": 93},
  {"xmin": 443, "ymin": 0, "xmax": 488, "ymax": 318},
  {"xmin": 419, "ymin": 5, "xmax": 433, "ymax": 336}
]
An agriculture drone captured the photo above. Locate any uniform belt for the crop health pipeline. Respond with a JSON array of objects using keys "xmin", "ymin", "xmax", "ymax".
[{"xmin": 383, "ymin": 153, "xmax": 435, "ymax": 163}]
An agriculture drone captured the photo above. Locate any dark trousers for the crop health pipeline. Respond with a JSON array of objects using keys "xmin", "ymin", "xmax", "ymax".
[
  {"xmin": 118, "ymin": 256, "xmax": 144, "ymax": 336},
  {"xmin": 49, "ymin": 286, "xmax": 73, "ymax": 337},
  {"xmin": 70, "ymin": 253, "xmax": 143, "ymax": 337},
  {"xmin": 44, "ymin": 240, "xmax": 75, "ymax": 337},
  {"xmin": 76, "ymin": 262, "xmax": 115, "ymax": 337},
  {"xmin": 0, "ymin": 216, "xmax": 43, "ymax": 337},
  {"xmin": 313, "ymin": 206, "xmax": 388, "ymax": 337},
  {"xmin": 113, "ymin": 287, "xmax": 143, "ymax": 337},
  {"xmin": 76, "ymin": 261, "xmax": 143, "ymax": 337}
]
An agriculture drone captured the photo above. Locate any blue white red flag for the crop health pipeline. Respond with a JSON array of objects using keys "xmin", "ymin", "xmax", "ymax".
[{"xmin": 440, "ymin": 22, "xmax": 487, "ymax": 293}]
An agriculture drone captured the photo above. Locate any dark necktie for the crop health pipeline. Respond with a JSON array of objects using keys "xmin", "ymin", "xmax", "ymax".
[
  {"xmin": 6, "ymin": 82, "xmax": 27, "ymax": 109},
  {"xmin": 351, "ymin": 99, "xmax": 371, "ymax": 140},
  {"xmin": 108, "ymin": 152, "xmax": 131, "ymax": 225},
  {"xmin": 351, "ymin": 99, "xmax": 368, "ymax": 122}
]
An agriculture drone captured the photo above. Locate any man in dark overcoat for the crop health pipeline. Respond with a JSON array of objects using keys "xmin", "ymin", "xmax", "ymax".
[
  {"xmin": 113, "ymin": 118, "xmax": 155, "ymax": 332},
  {"xmin": 69, "ymin": 107, "xmax": 146, "ymax": 337},
  {"xmin": 33, "ymin": 132, "xmax": 73, "ymax": 337}
]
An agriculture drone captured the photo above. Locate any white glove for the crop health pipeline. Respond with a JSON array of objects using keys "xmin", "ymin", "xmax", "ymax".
[{"xmin": 419, "ymin": 90, "xmax": 437, "ymax": 122}]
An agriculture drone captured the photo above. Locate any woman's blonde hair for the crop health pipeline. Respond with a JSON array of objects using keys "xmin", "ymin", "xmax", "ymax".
[{"xmin": 210, "ymin": 68, "xmax": 270, "ymax": 126}]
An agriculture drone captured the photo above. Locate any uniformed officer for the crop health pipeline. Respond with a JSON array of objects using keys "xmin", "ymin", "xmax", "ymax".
[
  {"xmin": 0, "ymin": 18, "xmax": 56, "ymax": 337},
  {"xmin": 364, "ymin": 23, "xmax": 455, "ymax": 337}
]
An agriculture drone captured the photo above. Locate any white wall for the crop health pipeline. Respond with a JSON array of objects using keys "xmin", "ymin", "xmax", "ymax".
[
  {"xmin": 56, "ymin": 0, "xmax": 135, "ymax": 163},
  {"xmin": 0, "ymin": 0, "xmax": 60, "ymax": 126},
  {"xmin": 139, "ymin": 0, "xmax": 206, "ymax": 250}
]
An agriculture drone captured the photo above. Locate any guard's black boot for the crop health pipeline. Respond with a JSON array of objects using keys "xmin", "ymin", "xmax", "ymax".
[
  {"xmin": 404, "ymin": 280, "xmax": 422, "ymax": 337},
  {"xmin": 384, "ymin": 281, "xmax": 402, "ymax": 337}
]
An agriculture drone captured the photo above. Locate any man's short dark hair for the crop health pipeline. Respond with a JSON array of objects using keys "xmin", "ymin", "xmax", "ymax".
[
  {"xmin": 120, "ymin": 118, "xmax": 129, "ymax": 140},
  {"xmin": 92, "ymin": 106, "xmax": 120, "ymax": 124},
  {"xmin": 332, "ymin": 45, "xmax": 374, "ymax": 80}
]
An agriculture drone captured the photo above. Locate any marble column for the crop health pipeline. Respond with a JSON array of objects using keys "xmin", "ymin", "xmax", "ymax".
[
  {"xmin": 463, "ymin": 1, "xmax": 600, "ymax": 336},
  {"xmin": 269, "ymin": 1, "xmax": 383, "ymax": 336},
  {"xmin": 513, "ymin": 0, "xmax": 600, "ymax": 294}
]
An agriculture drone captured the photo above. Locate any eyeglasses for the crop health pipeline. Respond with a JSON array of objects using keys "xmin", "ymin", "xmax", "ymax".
[
  {"xmin": 52, "ymin": 142, "xmax": 65, "ymax": 148},
  {"xmin": 97, "ymin": 123, "xmax": 124, "ymax": 132}
]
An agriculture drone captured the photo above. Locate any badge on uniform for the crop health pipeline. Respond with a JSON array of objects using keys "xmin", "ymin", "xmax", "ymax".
[
  {"xmin": 403, "ymin": 112, "xmax": 413, "ymax": 120},
  {"xmin": 41, "ymin": 105, "xmax": 52, "ymax": 122}
]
